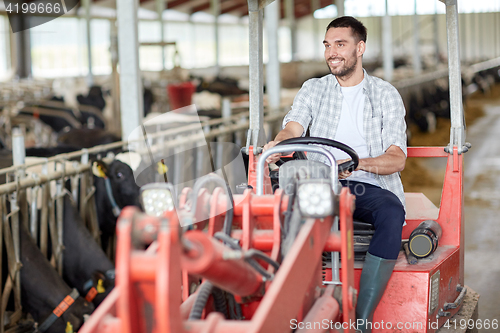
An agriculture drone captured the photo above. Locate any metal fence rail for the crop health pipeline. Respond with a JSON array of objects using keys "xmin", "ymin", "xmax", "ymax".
[{"xmin": 394, "ymin": 56, "xmax": 500, "ymax": 98}]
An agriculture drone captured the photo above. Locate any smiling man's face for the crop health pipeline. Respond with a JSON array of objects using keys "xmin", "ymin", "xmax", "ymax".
[{"xmin": 323, "ymin": 27, "xmax": 363, "ymax": 80}]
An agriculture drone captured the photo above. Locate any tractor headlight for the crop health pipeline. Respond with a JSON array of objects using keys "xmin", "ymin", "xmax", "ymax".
[
  {"xmin": 140, "ymin": 183, "xmax": 176, "ymax": 217},
  {"xmin": 297, "ymin": 181, "xmax": 334, "ymax": 218}
]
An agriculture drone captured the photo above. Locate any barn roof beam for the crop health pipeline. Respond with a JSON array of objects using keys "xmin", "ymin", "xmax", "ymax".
[
  {"xmin": 191, "ymin": 1, "xmax": 211, "ymax": 13},
  {"xmin": 191, "ymin": 0, "xmax": 242, "ymax": 14},
  {"xmin": 166, "ymin": 0, "xmax": 192, "ymax": 8},
  {"xmin": 220, "ymin": 0, "xmax": 248, "ymax": 15}
]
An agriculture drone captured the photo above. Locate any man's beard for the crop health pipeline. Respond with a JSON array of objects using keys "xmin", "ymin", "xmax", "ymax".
[{"xmin": 326, "ymin": 50, "xmax": 358, "ymax": 79}]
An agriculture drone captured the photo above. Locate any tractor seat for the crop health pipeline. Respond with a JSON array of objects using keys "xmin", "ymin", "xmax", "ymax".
[
  {"xmin": 353, "ymin": 220, "xmax": 375, "ymax": 234},
  {"xmin": 352, "ymin": 220, "xmax": 374, "ymax": 260},
  {"xmin": 323, "ymin": 220, "xmax": 375, "ymax": 266}
]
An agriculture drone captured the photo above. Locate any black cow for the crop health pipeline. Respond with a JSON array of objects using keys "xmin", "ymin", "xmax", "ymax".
[
  {"xmin": 18, "ymin": 105, "xmax": 81, "ymax": 133},
  {"xmin": 407, "ymin": 93, "xmax": 434, "ymax": 133},
  {"xmin": 0, "ymin": 149, "xmax": 13, "ymax": 184},
  {"xmin": 431, "ymin": 85, "xmax": 451, "ymax": 119},
  {"xmin": 77, "ymin": 86, "xmax": 106, "ymax": 112},
  {"xmin": 472, "ymin": 71, "xmax": 493, "ymax": 95},
  {"xmin": 144, "ymin": 87, "xmax": 154, "ymax": 117},
  {"xmin": 62, "ymin": 195, "xmax": 115, "ymax": 307},
  {"xmin": 57, "ymin": 128, "xmax": 120, "ymax": 150},
  {"xmin": 24, "ymin": 145, "xmax": 83, "ymax": 158},
  {"xmin": 93, "ymin": 159, "xmax": 141, "ymax": 251},
  {"xmin": 20, "ymin": 224, "xmax": 94, "ymax": 333},
  {"xmin": 195, "ymin": 76, "xmax": 248, "ymax": 96},
  {"xmin": 24, "ymin": 128, "xmax": 120, "ymax": 158},
  {"xmin": 489, "ymin": 67, "xmax": 500, "ymax": 83},
  {"xmin": 21, "ymin": 98, "xmax": 106, "ymax": 131}
]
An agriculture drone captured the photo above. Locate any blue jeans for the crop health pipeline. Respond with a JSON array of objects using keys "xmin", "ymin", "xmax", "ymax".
[{"xmin": 340, "ymin": 180, "xmax": 405, "ymax": 260}]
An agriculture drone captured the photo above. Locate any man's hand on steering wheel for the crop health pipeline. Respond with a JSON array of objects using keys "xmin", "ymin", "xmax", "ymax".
[
  {"xmin": 271, "ymin": 137, "xmax": 359, "ymax": 174},
  {"xmin": 263, "ymin": 140, "xmax": 282, "ymax": 164},
  {"xmin": 338, "ymin": 158, "xmax": 354, "ymax": 179}
]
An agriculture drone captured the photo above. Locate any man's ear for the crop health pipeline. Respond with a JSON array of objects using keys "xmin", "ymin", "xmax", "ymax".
[{"xmin": 357, "ymin": 41, "xmax": 366, "ymax": 57}]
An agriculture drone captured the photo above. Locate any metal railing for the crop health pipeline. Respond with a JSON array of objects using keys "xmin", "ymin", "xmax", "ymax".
[
  {"xmin": 0, "ymin": 79, "xmax": 54, "ymax": 108},
  {"xmin": 394, "ymin": 56, "xmax": 500, "ymax": 97}
]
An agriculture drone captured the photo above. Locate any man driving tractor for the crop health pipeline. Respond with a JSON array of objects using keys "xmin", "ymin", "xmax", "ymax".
[{"xmin": 263, "ymin": 16, "xmax": 407, "ymax": 333}]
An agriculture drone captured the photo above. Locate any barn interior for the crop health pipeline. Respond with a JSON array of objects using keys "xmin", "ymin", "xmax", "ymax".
[{"xmin": 0, "ymin": 0, "xmax": 500, "ymax": 332}]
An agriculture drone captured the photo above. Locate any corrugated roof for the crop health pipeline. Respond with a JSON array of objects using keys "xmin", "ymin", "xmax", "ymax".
[{"xmin": 92, "ymin": 0, "xmax": 335, "ymax": 19}]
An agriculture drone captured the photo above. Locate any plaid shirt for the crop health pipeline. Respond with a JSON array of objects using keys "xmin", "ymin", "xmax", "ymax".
[{"xmin": 283, "ymin": 71, "xmax": 407, "ymax": 208}]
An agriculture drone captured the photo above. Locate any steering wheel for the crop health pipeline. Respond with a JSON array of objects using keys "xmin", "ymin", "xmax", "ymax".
[{"xmin": 276, "ymin": 137, "xmax": 359, "ymax": 173}]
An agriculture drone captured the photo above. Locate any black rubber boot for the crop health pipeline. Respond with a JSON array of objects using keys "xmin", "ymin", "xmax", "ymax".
[{"xmin": 355, "ymin": 252, "xmax": 397, "ymax": 333}]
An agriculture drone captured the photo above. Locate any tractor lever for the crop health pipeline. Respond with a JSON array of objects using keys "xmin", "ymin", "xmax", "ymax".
[{"xmin": 443, "ymin": 285, "xmax": 467, "ymax": 310}]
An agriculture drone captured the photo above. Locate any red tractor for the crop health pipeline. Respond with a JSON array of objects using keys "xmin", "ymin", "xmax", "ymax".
[{"xmin": 80, "ymin": 1, "xmax": 478, "ymax": 332}]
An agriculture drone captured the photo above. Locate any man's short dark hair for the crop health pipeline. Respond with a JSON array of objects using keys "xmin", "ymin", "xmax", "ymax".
[{"xmin": 326, "ymin": 16, "xmax": 367, "ymax": 43}]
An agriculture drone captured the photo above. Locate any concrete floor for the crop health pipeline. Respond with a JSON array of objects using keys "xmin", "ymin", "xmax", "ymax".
[{"xmin": 463, "ymin": 102, "xmax": 500, "ymax": 332}]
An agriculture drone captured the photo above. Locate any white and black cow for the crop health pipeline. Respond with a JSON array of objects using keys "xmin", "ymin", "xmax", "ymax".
[{"xmin": 92, "ymin": 159, "xmax": 141, "ymax": 251}]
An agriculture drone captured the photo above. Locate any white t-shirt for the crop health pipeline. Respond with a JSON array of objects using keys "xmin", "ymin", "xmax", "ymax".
[{"xmin": 332, "ymin": 79, "xmax": 380, "ymax": 187}]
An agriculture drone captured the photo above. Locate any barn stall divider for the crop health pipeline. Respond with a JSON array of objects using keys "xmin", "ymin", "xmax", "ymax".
[{"xmin": 0, "ymin": 147, "xmax": 99, "ymax": 331}]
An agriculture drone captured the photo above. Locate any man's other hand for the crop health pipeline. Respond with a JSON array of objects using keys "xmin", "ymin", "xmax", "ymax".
[
  {"xmin": 263, "ymin": 141, "xmax": 282, "ymax": 164},
  {"xmin": 263, "ymin": 122, "xmax": 305, "ymax": 165},
  {"xmin": 338, "ymin": 158, "xmax": 353, "ymax": 179}
]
